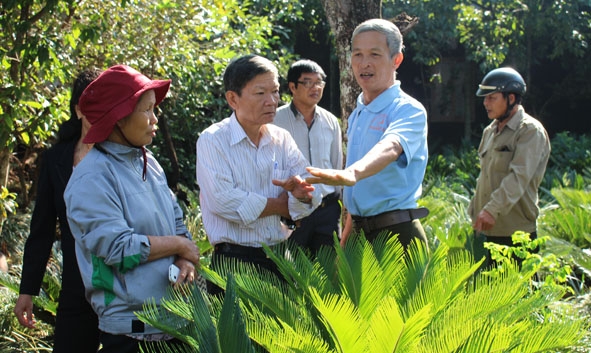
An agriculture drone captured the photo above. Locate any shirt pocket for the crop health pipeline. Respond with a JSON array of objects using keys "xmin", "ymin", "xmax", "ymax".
[
  {"xmin": 272, "ymin": 168, "xmax": 291, "ymax": 195},
  {"xmin": 491, "ymin": 146, "xmax": 513, "ymax": 173}
]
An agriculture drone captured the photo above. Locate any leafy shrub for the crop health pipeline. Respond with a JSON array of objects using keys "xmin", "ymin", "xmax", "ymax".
[{"xmin": 539, "ymin": 188, "xmax": 591, "ymax": 248}]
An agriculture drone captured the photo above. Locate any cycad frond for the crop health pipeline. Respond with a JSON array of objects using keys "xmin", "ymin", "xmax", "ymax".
[
  {"xmin": 265, "ymin": 242, "xmax": 338, "ymax": 299},
  {"xmin": 308, "ymin": 289, "xmax": 367, "ymax": 353},
  {"xmin": 451, "ymin": 320, "xmax": 504, "ymax": 353},
  {"xmin": 367, "ymin": 297, "xmax": 432, "ymax": 353},
  {"xmin": 511, "ymin": 318, "xmax": 587, "ymax": 353},
  {"xmin": 205, "ymin": 255, "xmax": 302, "ymax": 324},
  {"xmin": 217, "ymin": 275, "xmax": 256, "ymax": 353},
  {"xmin": 334, "ymin": 232, "xmax": 407, "ymax": 317},
  {"xmin": 246, "ymin": 306, "xmax": 333, "ymax": 353},
  {"xmin": 137, "ymin": 282, "xmax": 223, "ymax": 349}
]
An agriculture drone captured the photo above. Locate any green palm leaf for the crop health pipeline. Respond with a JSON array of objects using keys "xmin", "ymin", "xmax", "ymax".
[
  {"xmin": 217, "ymin": 275, "xmax": 256, "ymax": 353},
  {"xmin": 308, "ymin": 289, "xmax": 367, "ymax": 353}
]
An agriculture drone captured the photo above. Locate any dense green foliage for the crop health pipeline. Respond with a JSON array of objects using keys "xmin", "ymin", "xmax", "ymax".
[{"xmin": 0, "ymin": 0, "xmax": 302, "ymax": 202}]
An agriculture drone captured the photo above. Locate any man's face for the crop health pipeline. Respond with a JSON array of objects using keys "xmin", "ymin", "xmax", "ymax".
[
  {"xmin": 351, "ymin": 30, "xmax": 400, "ymax": 103},
  {"xmin": 290, "ymin": 72, "xmax": 325, "ymax": 108},
  {"xmin": 482, "ymin": 92, "xmax": 510, "ymax": 120},
  {"xmin": 228, "ymin": 71, "xmax": 280, "ymax": 127}
]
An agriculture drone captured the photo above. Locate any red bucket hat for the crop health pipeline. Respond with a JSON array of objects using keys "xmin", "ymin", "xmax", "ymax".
[{"xmin": 80, "ymin": 65, "xmax": 171, "ymax": 144}]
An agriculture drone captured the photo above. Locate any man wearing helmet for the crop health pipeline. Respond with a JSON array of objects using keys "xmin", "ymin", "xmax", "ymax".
[{"xmin": 469, "ymin": 67, "xmax": 551, "ymax": 264}]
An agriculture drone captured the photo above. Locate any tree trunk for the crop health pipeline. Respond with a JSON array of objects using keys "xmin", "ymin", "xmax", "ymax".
[
  {"xmin": 157, "ymin": 113, "xmax": 180, "ymax": 193},
  {"xmin": 0, "ymin": 147, "xmax": 9, "ymax": 191},
  {"xmin": 319, "ymin": 0, "xmax": 382, "ymax": 142}
]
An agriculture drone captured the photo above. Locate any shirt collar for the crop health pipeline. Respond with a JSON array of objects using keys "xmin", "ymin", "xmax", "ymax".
[
  {"xmin": 505, "ymin": 105, "xmax": 525, "ymax": 130},
  {"xmin": 289, "ymin": 101, "xmax": 317, "ymax": 121},
  {"xmin": 98, "ymin": 140, "xmax": 144, "ymax": 156},
  {"xmin": 289, "ymin": 101, "xmax": 300, "ymax": 117},
  {"xmin": 357, "ymin": 81, "xmax": 401, "ymax": 113},
  {"xmin": 229, "ymin": 113, "xmax": 271, "ymax": 147},
  {"xmin": 492, "ymin": 105, "xmax": 524, "ymax": 132}
]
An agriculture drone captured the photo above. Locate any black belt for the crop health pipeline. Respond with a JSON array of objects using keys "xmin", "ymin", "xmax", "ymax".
[
  {"xmin": 214, "ymin": 242, "xmax": 270, "ymax": 258},
  {"xmin": 351, "ymin": 207, "xmax": 429, "ymax": 234}
]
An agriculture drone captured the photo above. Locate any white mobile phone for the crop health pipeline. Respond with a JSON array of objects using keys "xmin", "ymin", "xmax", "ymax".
[{"xmin": 168, "ymin": 264, "xmax": 180, "ymax": 284}]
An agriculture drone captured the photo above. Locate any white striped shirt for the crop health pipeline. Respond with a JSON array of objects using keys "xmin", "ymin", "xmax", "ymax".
[
  {"xmin": 196, "ymin": 113, "xmax": 321, "ymax": 247},
  {"xmin": 273, "ymin": 102, "xmax": 343, "ymax": 199}
]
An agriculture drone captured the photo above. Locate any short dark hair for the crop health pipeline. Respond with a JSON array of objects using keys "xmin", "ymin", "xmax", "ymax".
[
  {"xmin": 287, "ymin": 59, "xmax": 326, "ymax": 85},
  {"xmin": 223, "ymin": 54, "xmax": 278, "ymax": 96},
  {"xmin": 57, "ymin": 69, "xmax": 101, "ymax": 143}
]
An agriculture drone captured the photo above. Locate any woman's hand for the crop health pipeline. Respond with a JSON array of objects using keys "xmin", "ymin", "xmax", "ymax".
[{"xmin": 14, "ymin": 294, "xmax": 36, "ymax": 328}]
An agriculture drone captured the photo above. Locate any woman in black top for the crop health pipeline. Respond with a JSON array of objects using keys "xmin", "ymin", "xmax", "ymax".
[{"xmin": 13, "ymin": 69, "xmax": 101, "ymax": 352}]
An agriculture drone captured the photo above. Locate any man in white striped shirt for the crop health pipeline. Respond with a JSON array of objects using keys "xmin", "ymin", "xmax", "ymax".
[
  {"xmin": 196, "ymin": 55, "xmax": 322, "ymax": 294},
  {"xmin": 273, "ymin": 59, "xmax": 343, "ymax": 255}
]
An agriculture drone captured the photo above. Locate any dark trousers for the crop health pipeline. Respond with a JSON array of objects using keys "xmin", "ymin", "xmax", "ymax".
[
  {"xmin": 99, "ymin": 332, "xmax": 186, "ymax": 353},
  {"xmin": 360, "ymin": 219, "xmax": 428, "ymax": 249},
  {"xmin": 206, "ymin": 243, "xmax": 285, "ymax": 296},
  {"xmin": 289, "ymin": 198, "xmax": 341, "ymax": 254},
  {"xmin": 53, "ymin": 287, "xmax": 100, "ymax": 353}
]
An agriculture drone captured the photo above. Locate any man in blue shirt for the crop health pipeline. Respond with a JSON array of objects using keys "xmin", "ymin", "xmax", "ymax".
[{"xmin": 307, "ymin": 18, "xmax": 429, "ymax": 249}]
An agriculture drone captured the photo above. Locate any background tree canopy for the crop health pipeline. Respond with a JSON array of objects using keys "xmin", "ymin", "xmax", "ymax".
[{"xmin": 1, "ymin": 0, "xmax": 590, "ymax": 211}]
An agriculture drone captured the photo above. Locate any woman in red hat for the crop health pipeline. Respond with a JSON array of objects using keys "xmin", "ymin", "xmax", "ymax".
[{"xmin": 64, "ymin": 65, "xmax": 200, "ymax": 353}]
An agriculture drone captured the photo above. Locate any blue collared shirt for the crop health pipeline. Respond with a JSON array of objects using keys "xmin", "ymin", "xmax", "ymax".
[{"xmin": 344, "ymin": 82, "xmax": 428, "ymax": 216}]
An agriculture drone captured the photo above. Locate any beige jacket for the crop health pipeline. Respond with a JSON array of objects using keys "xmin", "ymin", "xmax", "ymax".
[{"xmin": 469, "ymin": 106, "xmax": 551, "ymax": 237}]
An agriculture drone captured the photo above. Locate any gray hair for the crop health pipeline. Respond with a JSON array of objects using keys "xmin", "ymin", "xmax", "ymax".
[{"xmin": 352, "ymin": 19, "xmax": 404, "ymax": 58}]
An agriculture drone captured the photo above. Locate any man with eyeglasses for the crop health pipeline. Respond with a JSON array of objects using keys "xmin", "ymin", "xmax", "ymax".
[{"xmin": 273, "ymin": 59, "xmax": 343, "ymax": 255}]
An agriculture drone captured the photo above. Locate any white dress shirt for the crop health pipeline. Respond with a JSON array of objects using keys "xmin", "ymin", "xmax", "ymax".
[
  {"xmin": 196, "ymin": 113, "xmax": 321, "ymax": 247},
  {"xmin": 273, "ymin": 102, "xmax": 343, "ymax": 199}
]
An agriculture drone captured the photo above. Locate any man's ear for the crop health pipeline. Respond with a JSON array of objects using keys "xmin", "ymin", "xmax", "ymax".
[
  {"xmin": 225, "ymin": 91, "xmax": 239, "ymax": 110},
  {"xmin": 288, "ymin": 82, "xmax": 297, "ymax": 95},
  {"xmin": 393, "ymin": 52, "xmax": 404, "ymax": 69},
  {"xmin": 505, "ymin": 93, "xmax": 515, "ymax": 105}
]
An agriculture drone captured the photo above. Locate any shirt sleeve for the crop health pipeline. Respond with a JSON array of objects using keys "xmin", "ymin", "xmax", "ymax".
[
  {"xmin": 383, "ymin": 102, "xmax": 427, "ymax": 168},
  {"xmin": 19, "ymin": 150, "xmax": 57, "ymax": 295}
]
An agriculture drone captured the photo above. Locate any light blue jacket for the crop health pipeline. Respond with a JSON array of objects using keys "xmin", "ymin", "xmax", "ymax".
[{"xmin": 65, "ymin": 141, "xmax": 190, "ymax": 335}]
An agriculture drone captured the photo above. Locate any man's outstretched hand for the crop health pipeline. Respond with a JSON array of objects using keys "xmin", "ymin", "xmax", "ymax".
[{"xmin": 305, "ymin": 167, "xmax": 356, "ymax": 186}]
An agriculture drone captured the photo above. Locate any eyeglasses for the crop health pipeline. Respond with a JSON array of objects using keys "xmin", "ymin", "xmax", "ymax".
[{"xmin": 297, "ymin": 80, "xmax": 326, "ymax": 88}]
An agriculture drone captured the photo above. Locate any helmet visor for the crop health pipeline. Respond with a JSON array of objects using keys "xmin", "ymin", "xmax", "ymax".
[
  {"xmin": 478, "ymin": 85, "xmax": 499, "ymax": 91},
  {"xmin": 476, "ymin": 84, "xmax": 501, "ymax": 96}
]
